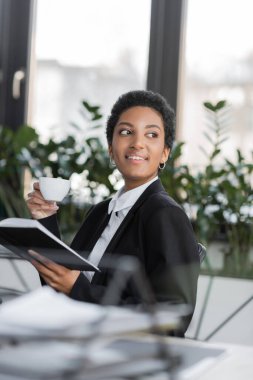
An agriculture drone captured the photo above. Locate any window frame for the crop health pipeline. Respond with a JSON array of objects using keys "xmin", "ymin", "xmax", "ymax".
[
  {"xmin": 0, "ymin": 0, "xmax": 34, "ymax": 130},
  {"xmin": 147, "ymin": 0, "xmax": 186, "ymax": 113}
]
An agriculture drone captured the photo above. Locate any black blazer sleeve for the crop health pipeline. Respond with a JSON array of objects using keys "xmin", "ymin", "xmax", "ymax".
[
  {"xmin": 143, "ymin": 203, "xmax": 200, "ymax": 309},
  {"xmin": 38, "ymin": 214, "xmax": 61, "ymax": 239}
]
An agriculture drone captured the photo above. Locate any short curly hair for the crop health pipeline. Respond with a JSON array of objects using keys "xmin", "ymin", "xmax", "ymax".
[{"xmin": 106, "ymin": 90, "xmax": 175, "ymax": 150}]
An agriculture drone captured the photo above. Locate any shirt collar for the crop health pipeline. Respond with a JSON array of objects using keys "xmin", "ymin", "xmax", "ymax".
[{"xmin": 108, "ymin": 176, "xmax": 158, "ymax": 214}]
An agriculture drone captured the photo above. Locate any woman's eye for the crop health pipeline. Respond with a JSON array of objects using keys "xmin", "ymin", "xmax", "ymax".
[
  {"xmin": 147, "ymin": 132, "xmax": 158, "ymax": 138},
  {"xmin": 119, "ymin": 129, "xmax": 131, "ymax": 135}
]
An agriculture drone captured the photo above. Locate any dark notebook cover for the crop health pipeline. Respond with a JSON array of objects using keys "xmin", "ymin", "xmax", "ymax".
[{"xmin": 0, "ymin": 218, "xmax": 98, "ymax": 271}]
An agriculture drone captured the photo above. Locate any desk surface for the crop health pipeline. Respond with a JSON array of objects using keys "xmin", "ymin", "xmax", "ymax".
[
  {"xmin": 0, "ymin": 334, "xmax": 252, "ymax": 380},
  {"xmin": 108, "ymin": 336, "xmax": 253, "ymax": 380},
  {"xmin": 186, "ymin": 339, "xmax": 253, "ymax": 380}
]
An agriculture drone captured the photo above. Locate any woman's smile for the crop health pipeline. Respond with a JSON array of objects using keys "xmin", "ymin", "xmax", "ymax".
[{"xmin": 125, "ymin": 153, "xmax": 147, "ymax": 162}]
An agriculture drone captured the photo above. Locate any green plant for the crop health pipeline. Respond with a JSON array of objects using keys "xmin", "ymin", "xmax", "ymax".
[
  {"xmin": 159, "ymin": 141, "xmax": 190, "ymax": 204},
  {"xmin": 181, "ymin": 100, "xmax": 230, "ymax": 244},
  {"xmin": 218, "ymin": 150, "xmax": 253, "ymax": 276},
  {"xmin": 0, "ymin": 125, "xmax": 39, "ymax": 218},
  {"xmin": 173, "ymin": 100, "xmax": 253, "ymax": 278},
  {"xmin": 0, "ymin": 101, "xmax": 117, "ymax": 242}
]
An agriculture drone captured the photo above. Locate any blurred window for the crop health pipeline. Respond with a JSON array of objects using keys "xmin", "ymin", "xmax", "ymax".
[
  {"xmin": 29, "ymin": 0, "xmax": 151, "ymax": 141},
  {"xmin": 178, "ymin": 0, "xmax": 253, "ymax": 166}
]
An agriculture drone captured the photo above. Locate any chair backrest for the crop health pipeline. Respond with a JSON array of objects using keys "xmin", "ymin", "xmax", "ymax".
[{"xmin": 197, "ymin": 243, "xmax": 206, "ymax": 263}]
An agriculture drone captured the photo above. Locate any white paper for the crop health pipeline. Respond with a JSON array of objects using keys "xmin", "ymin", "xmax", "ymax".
[{"xmin": 0, "ymin": 287, "xmax": 104, "ymax": 332}]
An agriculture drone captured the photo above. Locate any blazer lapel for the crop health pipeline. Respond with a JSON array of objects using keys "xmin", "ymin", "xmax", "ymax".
[
  {"xmin": 71, "ymin": 200, "xmax": 111, "ymax": 253},
  {"xmin": 108, "ymin": 179, "xmax": 164, "ymax": 250}
]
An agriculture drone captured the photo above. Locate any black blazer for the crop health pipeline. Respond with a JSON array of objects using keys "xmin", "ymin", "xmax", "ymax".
[{"xmin": 40, "ymin": 179, "xmax": 200, "ymax": 313}]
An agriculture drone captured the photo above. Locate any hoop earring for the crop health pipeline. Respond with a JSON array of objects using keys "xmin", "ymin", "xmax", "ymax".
[
  {"xmin": 110, "ymin": 156, "xmax": 116, "ymax": 167},
  {"xmin": 159, "ymin": 162, "xmax": 166, "ymax": 170}
]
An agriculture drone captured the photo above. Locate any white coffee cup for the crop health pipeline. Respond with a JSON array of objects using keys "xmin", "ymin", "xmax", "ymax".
[{"xmin": 39, "ymin": 177, "xmax": 71, "ymax": 202}]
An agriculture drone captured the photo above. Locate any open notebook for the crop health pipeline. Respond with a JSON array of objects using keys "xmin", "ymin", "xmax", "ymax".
[{"xmin": 0, "ymin": 217, "xmax": 98, "ymax": 271}]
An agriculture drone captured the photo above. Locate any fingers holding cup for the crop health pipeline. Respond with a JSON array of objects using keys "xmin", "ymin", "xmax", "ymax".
[{"xmin": 26, "ymin": 181, "xmax": 59, "ymax": 219}]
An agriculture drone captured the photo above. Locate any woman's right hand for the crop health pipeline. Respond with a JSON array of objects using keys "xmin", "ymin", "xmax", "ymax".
[{"xmin": 26, "ymin": 182, "xmax": 59, "ymax": 220}]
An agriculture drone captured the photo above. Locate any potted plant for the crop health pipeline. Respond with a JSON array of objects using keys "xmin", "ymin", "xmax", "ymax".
[
  {"xmin": 170, "ymin": 101, "xmax": 253, "ymax": 278},
  {"xmin": 218, "ymin": 149, "xmax": 253, "ymax": 277},
  {"xmin": 0, "ymin": 124, "xmax": 39, "ymax": 218}
]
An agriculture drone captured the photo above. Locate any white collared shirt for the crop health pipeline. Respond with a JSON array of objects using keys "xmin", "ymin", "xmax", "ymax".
[{"xmin": 84, "ymin": 176, "xmax": 158, "ymax": 281}]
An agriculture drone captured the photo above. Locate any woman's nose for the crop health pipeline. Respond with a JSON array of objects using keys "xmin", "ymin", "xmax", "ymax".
[{"xmin": 130, "ymin": 133, "xmax": 144, "ymax": 149}]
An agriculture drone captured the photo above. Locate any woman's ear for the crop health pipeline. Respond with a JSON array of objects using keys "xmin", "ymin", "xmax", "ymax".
[
  {"xmin": 108, "ymin": 145, "xmax": 113, "ymax": 158},
  {"xmin": 162, "ymin": 147, "xmax": 170, "ymax": 163}
]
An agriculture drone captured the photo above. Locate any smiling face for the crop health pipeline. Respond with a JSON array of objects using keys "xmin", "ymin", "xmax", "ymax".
[{"xmin": 109, "ymin": 106, "xmax": 170, "ymax": 191}]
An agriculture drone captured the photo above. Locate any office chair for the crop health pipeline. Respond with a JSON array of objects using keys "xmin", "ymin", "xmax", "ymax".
[
  {"xmin": 197, "ymin": 242, "xmax": 206, "ymax": 264},
  {"xmin": 194, "ymin": 243, "xmax": 253, "ymax": 341}
]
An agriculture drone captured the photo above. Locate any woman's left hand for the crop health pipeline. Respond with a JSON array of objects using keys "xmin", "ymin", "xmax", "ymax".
[{"xmin": 29, "ymin": 250, "xmax": 80, "ymax": 295}]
